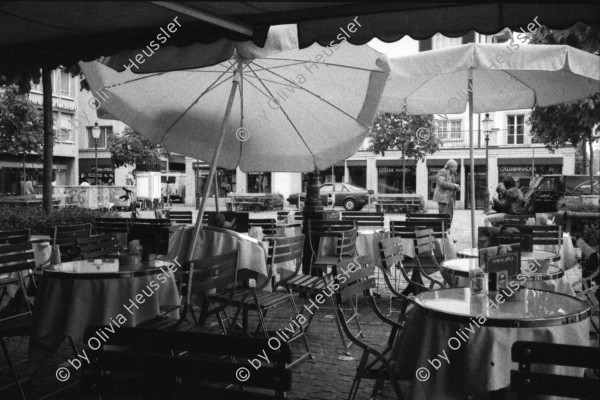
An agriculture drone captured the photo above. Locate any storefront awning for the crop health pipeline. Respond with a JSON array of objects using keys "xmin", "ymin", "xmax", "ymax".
[
  {"xmin": 498, "ymin": 157, "xmax": 564, "ymax": 166},
  {"xmin": 0, "ymin": 161, "xmax": 67, "ymax": 169},
  {"xmin": 377, "ymin": 159, "xmax": 417, "ymax": 166}
]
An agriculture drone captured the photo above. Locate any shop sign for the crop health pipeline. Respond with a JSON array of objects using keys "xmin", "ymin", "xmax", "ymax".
[{"xmin": 378, "ymin": 167, "xmax": 411, "ymax": 174}]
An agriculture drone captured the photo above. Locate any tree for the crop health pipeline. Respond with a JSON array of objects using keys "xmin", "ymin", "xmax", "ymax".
[
  {"xmin": 369, "ymin": 111, "xmax": 440, "ymax": 193},
  {"xmin": 0, "ymin": 84, "xmax": 44, "ymax": 191},
  {"xmin": 108, "ymin": 127, "xmax": 161, "ymax": 168},
  {"xmin": 528, "ymin": 23, "xmax": 600, "ymax": 192}
]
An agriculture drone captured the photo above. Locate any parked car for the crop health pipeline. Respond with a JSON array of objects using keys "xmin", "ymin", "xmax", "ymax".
[
  {"xmin": 523, "ymin": 174, "xmax": 599, "ymax": 213},
  {"xmin": 287, "ymin": 183, "xmax": 375, "ymax": 211}
]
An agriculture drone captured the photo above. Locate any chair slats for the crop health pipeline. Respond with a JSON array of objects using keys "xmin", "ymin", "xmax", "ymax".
[
  {"xmin": 510, "ymin": 341, "xmax": 600, "ymax": 399},
  {"xmin": 249, "ymin": 218, "xmax": 277, "ymax": 235},
  {"xmin": 0, "ymin": 229, "xmax": 30, "ymax": 245},
  {"xmin": 341, "ymin": 212, "xmax": 384, "ymax": 228},
  {"xmin": 77, "ymin": 234, "xmax": 122, "ymax": 259},
  {"xmin": 83, "ymin": 327, "xmax": 292, "ymax": 399},
  {"xmin": 167, "ymin": 211, "xmax": 193, "ymax": 225},
  {"xmin": 95, "ymin": 217, "xmax": 130, "ymax": 234}
]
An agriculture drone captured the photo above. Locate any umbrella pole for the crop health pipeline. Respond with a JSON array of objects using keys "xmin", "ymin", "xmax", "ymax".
[
  {"xmin": 187, "ymin": 60, "xmax": 243, "ymax": 262},
  {"xmin": 214, "ymin": 172, "xmax": 220, "ymax": 212},
  {"xmin": 468, "ymin": 68, "xmax": 476, "ymax": 247}
]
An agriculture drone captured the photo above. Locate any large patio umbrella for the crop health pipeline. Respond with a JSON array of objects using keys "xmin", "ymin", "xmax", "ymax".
[
  {"xmin": 80, "ymin": 24, "xmax": 389, "ymax": 260},
  {"xmin": 378, "ymin": 43, "xmax": 600, "ymax": 247}
]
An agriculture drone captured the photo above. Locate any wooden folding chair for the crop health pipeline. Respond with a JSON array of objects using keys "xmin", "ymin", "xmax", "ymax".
[
  {"xmin": 341, "ymin": 211, "xmax": 384, "ymax": 229},
  {"xmin": 77, "ymin": 234, "xmax": 122, "ymax": 259},
  {"xmin": 0, "ymin": 243, "xmax": 36, "ymax": 399},
  {"xmin": 0, "ymin": 229, "xmax": 30, "ymax": 245},
  {"xmin": 166, "ymin": 210, "xmax": 193, "ymax": 225},
  {"xmin": 510, "ymin": 341, "xmax": 600, "ymax": 399},
  {"xmin": 333, "ymin": 255, "xmax": 407, "ymax": 400},
  {"xmin": 248, "ymin": 218, "xmax": 277, "ymax": 236}
]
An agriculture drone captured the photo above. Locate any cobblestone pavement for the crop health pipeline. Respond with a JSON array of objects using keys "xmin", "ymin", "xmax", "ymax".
[{"xmin": 1, "ymin": 295, "xmax": 409, "ymax": 399}]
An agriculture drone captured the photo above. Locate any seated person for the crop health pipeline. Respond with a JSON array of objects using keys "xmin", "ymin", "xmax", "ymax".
[
  {"xmin": 214, "ymin": 213, "xmax": 237, "ymax": 230},
  {"xmin": 484, "ymin": 177, "xmax": 525, "ymax": 227}
]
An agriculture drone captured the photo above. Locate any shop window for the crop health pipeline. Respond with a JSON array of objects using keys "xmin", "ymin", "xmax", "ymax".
[
  {"xmin": 348, "ymin": 166, "xmax": 366, "ymax": 188},
  {"xmin": 378, "ymin": 166, "xmax": 416, "ymax": 194},
  {"xmin": 247, "ymin": 172, "xmax": 270, "ymax": 193}
]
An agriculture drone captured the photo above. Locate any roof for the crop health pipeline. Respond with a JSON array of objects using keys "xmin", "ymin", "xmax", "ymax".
[{"xmin": 1, "ymin": 1, "xmax": 599, "ymax": 76}]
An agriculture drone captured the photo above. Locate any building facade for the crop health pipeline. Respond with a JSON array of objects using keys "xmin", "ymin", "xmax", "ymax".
[{"xmin": 0, "ymin": 69, "xmax": 80, "ymax": 195}]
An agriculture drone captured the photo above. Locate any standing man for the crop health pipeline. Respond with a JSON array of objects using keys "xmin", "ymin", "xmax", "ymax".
[
  {"xmin": 166, "ymin": 182, "xmax": 174, "ymax": 207},
  {"xmin": 432, "ymin": 159, "xmax": 460, "ymax": 228}
]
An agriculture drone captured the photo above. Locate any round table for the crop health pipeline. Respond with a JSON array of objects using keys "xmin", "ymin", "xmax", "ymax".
[
  {"xmin": 521, "ymin": 249, "xmax": 560, "ymax": 263},
  {"xmin": 392, "ymin": 287, "xmax": 591, "ymax": 399},
  {"xmin": 456, "ymin": 248, "xmax": 478, "ymax": 258},
  {"xmin": 29, "ymin": 259, "xmax": 180, "ymax": 370},
  {"xmin": 415, "ymin": 287, "xmax": 588, "ymax": 327},
  {"xmin": 440, "ymin": 258, "xmax": 571, "ymax": 294}
]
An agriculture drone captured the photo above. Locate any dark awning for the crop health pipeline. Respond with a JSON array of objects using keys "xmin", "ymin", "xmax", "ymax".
[{"xmin": 1, "ymin": 2, "xmax": 598, "ymax": 77}]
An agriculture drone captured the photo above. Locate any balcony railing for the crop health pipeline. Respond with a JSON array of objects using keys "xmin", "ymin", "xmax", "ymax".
[{"xmin": 358, "ymin": 129, "xmax": 543, "ymax": 151}]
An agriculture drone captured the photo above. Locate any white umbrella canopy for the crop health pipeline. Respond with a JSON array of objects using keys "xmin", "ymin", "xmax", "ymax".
[
  {"xmin": 81, "ymin": 32, "xmax": 389, "ymax": 173},
  {"xmin": 379, "ymin": 43, "xmax": 600, "ymax": 114},
  {"xmin": 80, "ymin": 25, "xmax": 389, "ymax": 262},
  {"xmin": 378, "ymin": 43, "xmax": 600, "ymax": 247}
]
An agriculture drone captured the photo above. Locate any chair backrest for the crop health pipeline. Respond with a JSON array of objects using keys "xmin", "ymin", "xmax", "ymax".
[
  {"xmin": 249, "ymin": 218, "xmax": 277, "ymax": 236},
  {"xmin": 82, "ymin": 326, "xmax": 292, "ymax": 400},
  {"xmin": 406, "ymin": 213, "xmax": 451, "ymax": 227},
  {"xmin": 53, "ymin": 223, "xmax": 92, "ymax": 247},
  {"xmin": 490, "ymin": 233, "xmax": 533, "ymax": 252},
  {"xmin": 501, "ymin": 224, "xmax": 562, "ymax": 248},
  {"xmin": 335, "ymin": 256, "xmax": 376, "ymax": 303},
  {"xmin": 267, "ymin": 235, "xmax": 304, "ymax": 284},
  {"xmin": 0, "ymin": 243, "xmax": 36, "ymax": 317},
  {"xmin": 128, "ymin": 219, "xmax": 171, "ymax": 255},
  {"xmin": 341, "ymin": 211, "xmax": 384, "ymax": 228},
  {"xmin": 414, "ymin": 229, "xmax": 436, "ymax": 255},
  {"xmin": 510, "ymin": 341, "xmax": 600, "ymax": 399},
  {"xmin": 167, "ymin": 210, "xmax": 193, "ymax": 225},
  {"xmin": 378, "ymin": 236, "xmax": 404, "ymax": 276},
  {"xmin": 184, "ymin": 251, "xmax": 241, "ymax": 324},
  {"xmin": 276, "ymin": 211, "xmax": 302, "ymax": 222},
  {"xmin": 390, "ymin": 220, "xmax": 445, "ymax": 239},
  {"xmin": 0, "ymin": 229, "xmax": 30, "ymax": 245},
  {"xmin": 94, "ymin": 217, "xmax": 130, "ymax": 234},
  {"xmin": 77, "ymin": 234, "xmax": 122, "ymax": 259},
  {"xmin": 503, "ymin": 215, "xmax": 533, "ymax": 225}
]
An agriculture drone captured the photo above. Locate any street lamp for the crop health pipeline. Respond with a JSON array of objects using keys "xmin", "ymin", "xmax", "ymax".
[
  {"xmin": 482, "ymin": 113, "xmax": 493, "ymax": 213},
  {"xmin": 91, "ymin": 122, "xmax": 101, "ymax": 185}
]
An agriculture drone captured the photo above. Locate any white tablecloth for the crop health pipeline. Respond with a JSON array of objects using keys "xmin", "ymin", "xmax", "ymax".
[
  {"xmin": 393, "ymin": 308, "xmax": 590, "ymax": 400},
  {"xmin": 535, "ymin": 232, "xmax": 577, "ymax": 270},
  {"xmin": 400, "ymin": 235, "xmax": 456, "ymax": 260}
]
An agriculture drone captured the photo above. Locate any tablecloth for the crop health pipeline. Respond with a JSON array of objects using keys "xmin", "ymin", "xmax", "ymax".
[
  {"xmin": 535, "ymin": 232, "xmax": 577, "ymax": 270},
  {"xmin": 392, "ymin": 308, "xmax": 590, "ymax": 400},
  {"xmin": 162, "ymin": 226, "xmax": 268, "ymax": 283},
  {"xmin": 28, "ymin": 267, "xmax": 179, "ymax": 371}
]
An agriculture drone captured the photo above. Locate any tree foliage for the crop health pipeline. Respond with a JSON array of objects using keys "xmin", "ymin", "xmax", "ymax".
[
  {"xmin": 528, "ymin": 23, "xmax": 600, "ymax": 179},
  {"xmin": 0, "ymin": 84, "xmax": 44, "ymax": 169},
  {"xmin": 369, "ymin": 111, "xmax": 440, "ymax": 159},
  {"xmin": 108, "ymin": 127, "xmax": 161, "ymax": 168},
  {"xmin": 369, "ymin": 111, "xmax": 440, "ymax": 192}
]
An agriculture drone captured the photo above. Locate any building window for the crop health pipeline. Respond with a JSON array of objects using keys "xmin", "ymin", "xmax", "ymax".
[
  {"xmin": 435, "ymin": 119, "xmax": 462, "ymax": 140},
  {"xmin": 53, "ymin": 113, "xmax": 74, "ymax": 142},
  {"xmin": 86, "ymin": 126, "xmax": 112, "ymax": 149},
  {"xmin": 507, "ymin": 114, "xmax": 525, "ymax": 145},
  {"xmin": 432, "ymin": 33, "xmax": 462, "ymax": 50},
  {"xmin": 60, "ymin": 69, "xmax": 71, "ymax": 96},
  {"xmin": 247, "ymin": 172, "xmax": 271, "ymax": 193}
]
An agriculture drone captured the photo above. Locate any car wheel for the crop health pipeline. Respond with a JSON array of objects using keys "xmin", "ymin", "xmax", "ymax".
[
  {"xmin": 298, "ymin": 200, "xmax": 305, "ymax": 210},
  {"xmin": 344, "ymin": 198, "xmax": 356, "ymax": 211}
]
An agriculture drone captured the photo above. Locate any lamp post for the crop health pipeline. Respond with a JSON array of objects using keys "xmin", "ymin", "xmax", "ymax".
[
  {"xmin": 91, "ymin": 123, "xmax": 101, "ymax": 185},
  {"xmin": 482, "ymin": 113, "xmax": 493, "ymax": 213}
]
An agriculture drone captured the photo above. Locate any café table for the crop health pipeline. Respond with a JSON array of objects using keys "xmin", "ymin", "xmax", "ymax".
[
  {"xmin": 163, "ymin": 225, "xmax": 268, "ymax": 285},
  {"xmin": 28, "ymin": 258, "xmax": 180, "ymax": 370},
  {"xmin": 393, "ymin": 287, "xmax": 590, "ymax": 400},
  {"xmin": 439, "ymin": 258, "xmax": 575, "ymax": 295},
  {"xmin": 456, "ymin": 248, "xmax": 478, "ymax": 258},
  {"xmin": 318, "ymin": 228, "xmax": 389, "ymax": 270}
]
